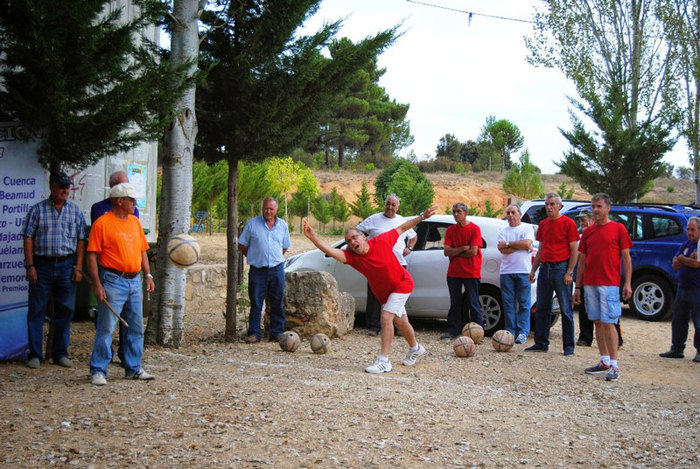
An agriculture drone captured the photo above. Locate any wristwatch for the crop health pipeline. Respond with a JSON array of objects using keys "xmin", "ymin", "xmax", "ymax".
[
  {"xmin": 566, "ymin": 271, "xmax": 574, "ymax": 276},
  {"xmin": 145, "ymin": 274, "xmax": 154, "ymax": 279},
  {"xmin": 419, "ymin": 211, "xmax": 425, "ymax": 220},
  {"xmin": 506, "ymin": 242, "xmax": 510, "ymax": 248}
]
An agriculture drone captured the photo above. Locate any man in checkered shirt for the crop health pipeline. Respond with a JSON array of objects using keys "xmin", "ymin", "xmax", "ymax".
[{"xmin": 21, "ymin": 170, "xmax": 87, "ymax": 370}]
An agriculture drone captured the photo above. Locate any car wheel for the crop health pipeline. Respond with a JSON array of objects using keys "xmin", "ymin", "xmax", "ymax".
[
  {"xmin": 478, "ymin": 287, "xmax": 504, "ymax": 336},
  {"xmin": 631, "ymin": 275, "xmax": 673, "ymax": 321}
]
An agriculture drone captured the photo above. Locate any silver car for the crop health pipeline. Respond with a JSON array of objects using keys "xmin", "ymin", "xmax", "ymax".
[{"xmin": 285, "ymin": 215, "xmax": 558, "ymax": 335}]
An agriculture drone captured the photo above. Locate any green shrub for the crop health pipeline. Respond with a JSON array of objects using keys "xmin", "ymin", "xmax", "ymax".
[{"xmin": 667, "ymin": 185, "xmax": 675, "ymax": 193}]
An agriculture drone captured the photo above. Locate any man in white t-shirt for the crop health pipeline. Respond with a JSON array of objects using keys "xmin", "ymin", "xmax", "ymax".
[
  {"xmin": 497, "ymin": 204, "xmax": 535, "ymax": 344},
  {"xmin": 356, "ymin": 194, "xmax": 417, "ymax": 335}
]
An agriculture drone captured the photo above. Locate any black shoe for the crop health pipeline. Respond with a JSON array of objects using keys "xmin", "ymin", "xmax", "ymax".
[
  {"xmin": 269, "ymin": 334, "xmax": 284, "ymax": 343},
  {"xmin": 693, "ymin": 353, "xmax": 700, "ymax": 363},
  {"xmin": 659, "ymin": 349, "xmax": 684, "ymax": 359},
  {"xmin": 524, "ymin": 344, "xmax": 548, "ymax": 352},
  {"xmin": 563, "ymin": 347, "xmax": 575, "ymax": 356},
  {"xmin": 576, "ymin": 339, "xmax": 591, "ymax": 347}
]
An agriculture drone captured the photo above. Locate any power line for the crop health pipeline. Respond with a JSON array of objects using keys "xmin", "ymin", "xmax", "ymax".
[{"xmin": 406, "ymin": 0, "xmax": 535, "ymax": 25}]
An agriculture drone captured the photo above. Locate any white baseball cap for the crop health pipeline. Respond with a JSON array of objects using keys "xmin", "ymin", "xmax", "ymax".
[{"xmin": 109, "ymin": 182, "xmax": 137, "ymax": 199}]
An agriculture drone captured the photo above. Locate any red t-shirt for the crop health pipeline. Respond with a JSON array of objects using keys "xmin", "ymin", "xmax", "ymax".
[
  {"xmin": 343, "ymin": 229, "xmax": 413, "ymax": 304},
  {"xmin": 444, "ymin": 222, "xmax": 483, "ymax": 278},
  {"xmin": 578, "ymin": 221, "xmax": 633, "ymax": 286},
  {"xmin": 536, "ymin": 216, "xmax": 579, "ymax": 262}
]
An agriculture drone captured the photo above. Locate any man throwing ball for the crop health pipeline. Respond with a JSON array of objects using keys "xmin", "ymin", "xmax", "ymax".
[{"xmin": 303, "ymin": 205, "xmax": 438, "ymax": 373}]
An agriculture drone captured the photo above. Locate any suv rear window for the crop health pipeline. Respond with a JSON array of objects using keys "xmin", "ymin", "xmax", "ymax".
[
  {"xmin": 609, "ymin": 212, "xmax": 644, "ymax": 240},
  {"xmin": 649, "ymin": 215, "xmax": 682, "ymax": 239},
  {"xmin": 522, "ymin": 206, "xmax": 546, "ymax": 225}
]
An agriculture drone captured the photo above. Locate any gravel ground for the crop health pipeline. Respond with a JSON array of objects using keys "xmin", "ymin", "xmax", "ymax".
[
  {"xmin": 1, "ymin": 308, "xmax": 698, "ymax": 467},
  {"xmin": 2, "ymin": 233, "xmax": 698, "ymax": 467}
]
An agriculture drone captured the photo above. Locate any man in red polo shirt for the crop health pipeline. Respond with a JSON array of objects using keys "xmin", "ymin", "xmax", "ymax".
[
  {"xmin": 526, "ymin": 193, "xmax": 579, "ymax": 354},
  {"xmin": 303, "ymin": 205, "xmax": 438, "ymax": 374},
  {"xmin": 575, "ymin": 193, "xmax": 633, "ymax": 381},
  {"xmin": 441, "ymin": 202, "xmax": 483, "ymax": 339}
]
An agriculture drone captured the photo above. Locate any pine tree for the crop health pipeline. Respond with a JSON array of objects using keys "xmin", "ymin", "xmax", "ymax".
[
  {"xmin": 0, "ymin": 0, "xmax": 191, "ymax": 171},
  {"xmin": 193, "ymin": 0, "xmax": 396, "ymax": 337},
  {"xmin": 312, "ymin": 195, "xmax": 332, "ymax": 231},
  {"xmin": 558, "ymin": 84, "xmax": 675, "ymax": 202},
  {"xmin": 350, "ymin": 180, "xmax": 377, "ymax": 219}
]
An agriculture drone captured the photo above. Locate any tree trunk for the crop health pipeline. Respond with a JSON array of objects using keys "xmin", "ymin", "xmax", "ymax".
[
  {"xmin": 145, "ymin": 0, "xmax": 200, "ymax": 348},
  {"xmin": 224, "ymin": 156, "xmax": 239, "ymax": 342}
]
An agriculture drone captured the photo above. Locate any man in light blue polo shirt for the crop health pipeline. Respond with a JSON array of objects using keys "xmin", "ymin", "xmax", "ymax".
[{"xmin": 238, "ymin": 197, "xmax": 291, "ymax": 343}]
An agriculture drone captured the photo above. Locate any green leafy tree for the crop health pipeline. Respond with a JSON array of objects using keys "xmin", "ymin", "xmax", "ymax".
[
  {"xmin": 265, "ymin": 157, "xmax": 304, "ymax": 220},
  {"xmin": 194, "ymin": 0, "xmax": 396, "ymax": 338},
  {"xmin": 351, "ymin": 180, "xmax": 378, "ymax": 219},
  {"xmin": 0, "ymin": 0, "xmax": 190, "ymax": 171},
  {"xmin": 482, "ymin": 200, "xmax": 504, "ymax": 218},
  {"xmin": 558, "ymin": 84, "xmax": 675, "ymax": 202},
  {"xmin": 192, "ymin": 160, "xmax": 228, "ymax": 233},
  {"xmin": 374, "ymin": 159, "xmax": 432, "ymax": 209},
  {"xmin": 386, "ymin": 164, "xmax": 434, "ymax": 215},
  {"xmin": 459, "ymin": 139, "xmax": 488, "ymax": 165},
  {"xmin": 312, "ymin": 195, "xmax": 333, "ymax": 231},
  {"xmin": 436, "ymin": 133, "xmax": 462, "ymax": 160},
  {"xmin": 557, "ymin": 180, "xmax": 575, "ymax": 200},
  {"xmin": 503, "ymin": 151, "xmax": 545, "ymax": 199},
  {"xmin": 479, "ymin": 116, "xmax": 524, "ymax": 172},
  {"xmin": 527, "ymin": 0, "xmax": 680, "ymax": 199},
  {"xmin": 294, "ymin": 165, "xmax": 321, "ymax": 228},
  {"xmin": 288, "ymin": 192, "xmax": 307, "ymax": 232},
  {"xmin": 312, "ymin": 56, "xmax": 410, "ymax": 167},
  {"xmin": 659, "ymin": 0, "xmax": 699, "ymax": 204},
  {"xmin": 329, "ymin": 187, "xmax": 351, "ymax": 228}
]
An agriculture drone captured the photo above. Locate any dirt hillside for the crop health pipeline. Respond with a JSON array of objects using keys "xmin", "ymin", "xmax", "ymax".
[{"xmin": 313, "ymin": 170, "xmax": 696, "ymax": 224}]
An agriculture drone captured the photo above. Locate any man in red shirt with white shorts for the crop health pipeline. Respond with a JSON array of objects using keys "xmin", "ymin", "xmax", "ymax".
[
  {"xmin": 575, "ymin": 193, "xmax": 632, "ymax": 381},
  {"xmin": 303, "ymin": 205, "xmax": 438, "ymax": 373}
]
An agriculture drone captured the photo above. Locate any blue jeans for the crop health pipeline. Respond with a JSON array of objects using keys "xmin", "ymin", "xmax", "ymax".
[
  {"xmin": 248, "ymin": 264, "xmax": 286, "ymax": 338},
  {"xmin": 670, "ymin": 287, "xmax": 700, "ymax": 353},
  {"xmin": 89, "ymin": 270, "xmax": 144, "ymax": 377},
  {"xmin": 446, "ymin": 277, "xmax": 482, "ymax": 336},
  {"xmin": 96, "ymin": 266, "xmax": 126, "ymax": 363},
  {"xmin": 501, "ymin": 273, "xmax": 531, "ymax": 337},
  {"xmin": 534, "ymin": 261, "xmax": 575, "ymax": 350},
  {"xmin": 27, "ymin": 257, "xmax": 77, "ymax": 361}
]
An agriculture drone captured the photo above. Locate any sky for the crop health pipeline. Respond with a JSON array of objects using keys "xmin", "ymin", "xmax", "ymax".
[{"xmin": 301, "ymin": 0, "xmax": 689, "ymax": 174}]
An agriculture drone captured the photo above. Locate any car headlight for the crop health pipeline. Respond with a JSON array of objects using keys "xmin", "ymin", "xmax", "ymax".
[{"xmin": 285, "ymin": 255, "xmax": 301, "ymax": 269}]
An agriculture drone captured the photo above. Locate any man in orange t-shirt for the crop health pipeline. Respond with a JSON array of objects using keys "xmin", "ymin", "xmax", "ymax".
[{"xmin": 86, "ymin": 183, "xmax": 155, "ymax": 386}]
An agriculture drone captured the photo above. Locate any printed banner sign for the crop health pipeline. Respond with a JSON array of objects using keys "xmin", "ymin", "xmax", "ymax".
[{"xmin": 0, "ymin": 122, "xmax": 47, "ymax": 361}]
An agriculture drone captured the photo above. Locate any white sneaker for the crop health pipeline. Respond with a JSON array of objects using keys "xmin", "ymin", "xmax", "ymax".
[
  {"xmin": 365, "ymin": 360, "xmax": 392, "ymax": 374},
  {"xmin": 402, "ymin": 344, "xmax": 426, "ymax": 366},
  {"xmin": 91, "ymin": 373, "xmax": 107, "ymax": 386},
  {"xmin": 128, "ymin": 369, "xmax": 155, "ymax": 380}
]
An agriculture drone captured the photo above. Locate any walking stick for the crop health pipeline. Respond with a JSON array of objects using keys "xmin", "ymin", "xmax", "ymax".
[{"xmin": 81, "ymin": 270, "xmax": 130, "ymax": 328}]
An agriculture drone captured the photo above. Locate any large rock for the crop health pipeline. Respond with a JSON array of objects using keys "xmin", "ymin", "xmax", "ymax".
[{"xmin": 265, "ymin": 271, "xmax": 355, "ymax": 338}]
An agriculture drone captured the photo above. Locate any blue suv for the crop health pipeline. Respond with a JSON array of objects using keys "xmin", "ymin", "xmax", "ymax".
[{"xmin": 564, "ymin": 203, "xmax": 700, "ymax": 321}]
